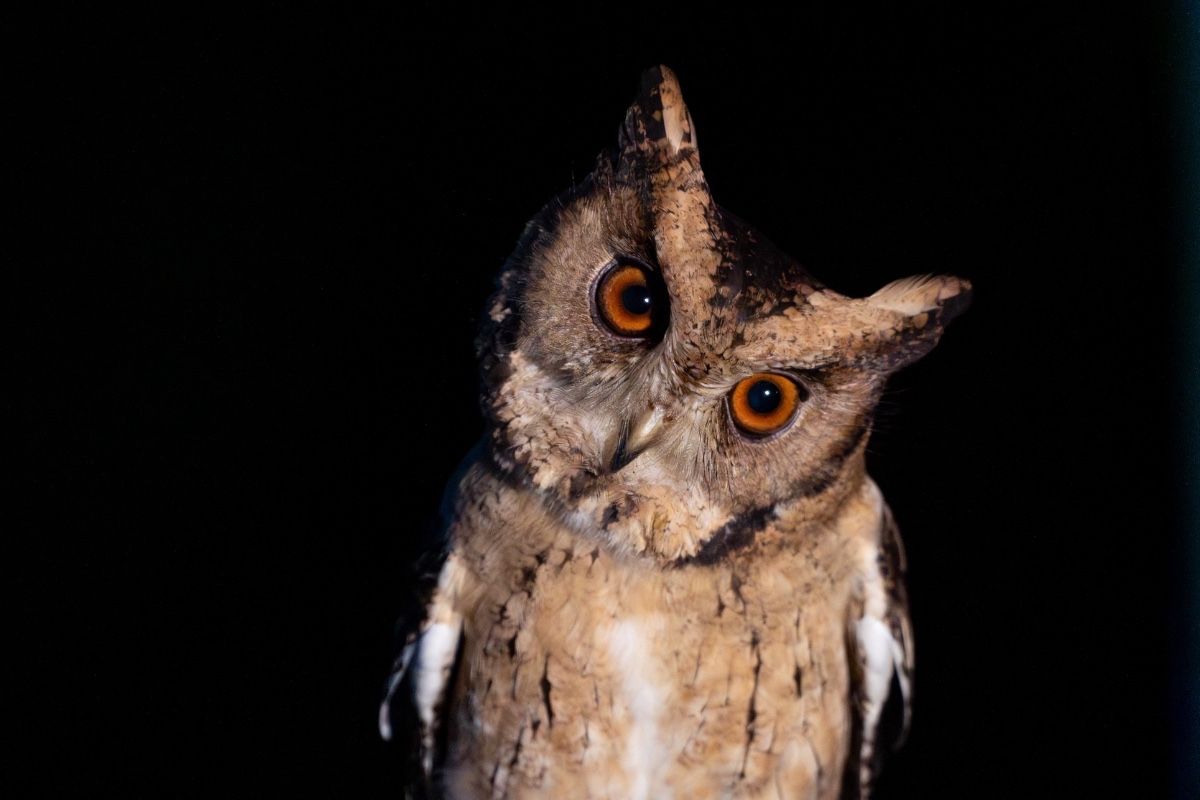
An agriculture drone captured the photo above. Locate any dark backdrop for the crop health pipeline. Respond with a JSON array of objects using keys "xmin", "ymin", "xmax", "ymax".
[{"xmin": 21, "ymin": 4, "xmax": 1192, "ymax": 798}]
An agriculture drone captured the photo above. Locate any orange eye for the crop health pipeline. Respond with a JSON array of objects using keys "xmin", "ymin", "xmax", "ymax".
[
  {"xmin": 729, "ymin": 373, "xmax": 806, "ymax": 437},
  {"xmin": 595, "ymin": 262, "xmax": 663, "ymax": 337}
]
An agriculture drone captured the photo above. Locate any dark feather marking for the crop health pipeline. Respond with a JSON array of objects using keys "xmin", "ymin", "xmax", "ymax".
[
  {"xmin": 878, "ymin": 504, "xmax": 914, "ymax": 750},
  {"xmin": 505, "ymin": 724, "xmax": 526, "ymax": 794},
  {"xmin": 840, "ymin": 679, "xmax": 865, "ymax": 800},
  {"xmin": 673, "ymin": 505, "xmax": 776, "ymax": 567},
  {"xmin": 540, "ymin": 656, "xmax": 555, "ymax": 728},
  {"xmin": 739, "ymin": 633, "xmax": 763, "ymax": 780},
  {"xmin": 730, "ymin": 572, "xmax": 747, "ymax": 614},
  {"xmin": 672, "ymin": 416, "xmax": 871, "ymax": 568},
  {"xmin": 877, "ymin": 669, "xmax": 907, "ymax": 762}
]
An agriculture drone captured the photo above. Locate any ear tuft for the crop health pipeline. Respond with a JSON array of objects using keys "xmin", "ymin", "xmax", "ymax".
[
  {"xmin": 869, "ymin": 274, "xmax": 972, "ymax": 323},
  {"xmin": 618, "ymin": 65, "xmax": 699, "ymax": 162},
  {"xmin": 840, "ymin": 273, "xmax": 973, "ymax": 372}
]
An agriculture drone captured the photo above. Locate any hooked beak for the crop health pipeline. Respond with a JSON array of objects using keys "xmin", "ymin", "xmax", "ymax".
[{"xmin": 609, "ymin": 405, "xmax": 667, "ymax": 473}]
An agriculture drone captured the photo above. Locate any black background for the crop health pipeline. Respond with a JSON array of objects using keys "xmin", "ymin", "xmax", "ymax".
[{"xmin": 21, "ymin": 4, "xmax": 1192, "ymax": 797}]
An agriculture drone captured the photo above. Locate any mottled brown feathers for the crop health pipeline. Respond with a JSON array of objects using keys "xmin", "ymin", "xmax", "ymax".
[{"xmin": 382, "ymin": 63, "xmax": 969, "ymax": 799}]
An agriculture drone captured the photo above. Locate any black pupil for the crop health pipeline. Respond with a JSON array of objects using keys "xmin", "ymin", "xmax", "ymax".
[
  {"xmin": 747, "ymin": 380, "xmax": 782, "ymax": 414},
  {"xmin": 620, "ymin": 283, "xmax": 653, "ymax": 316}
]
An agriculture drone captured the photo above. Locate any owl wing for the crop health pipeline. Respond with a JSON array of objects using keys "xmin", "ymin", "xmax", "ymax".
[
  {"xmin": 378, "ymin": 541, "xmax": 465, "ymax": 796},
  {"xmin": 846, "ymin": 501, "xmax": 915, "ymax": 799},
  {"xmin": 380, "ymin": 447, "xmax": 485, "ymax": 796}
]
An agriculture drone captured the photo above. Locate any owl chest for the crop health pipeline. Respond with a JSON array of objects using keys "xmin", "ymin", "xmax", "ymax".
[{"xmin": 444, "ymin": 528, "xmax": 858, "ymax": 800}]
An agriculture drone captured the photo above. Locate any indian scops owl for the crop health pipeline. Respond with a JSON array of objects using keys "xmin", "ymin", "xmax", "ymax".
[{"xmin": 381, "ymin": 65, "xmax": 971, "ymax": 799}]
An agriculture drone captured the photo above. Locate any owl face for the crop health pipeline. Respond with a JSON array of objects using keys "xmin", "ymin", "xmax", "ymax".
[{"xmin": 478, "ymin": 66, "xmax": 970, "ymax": 563}]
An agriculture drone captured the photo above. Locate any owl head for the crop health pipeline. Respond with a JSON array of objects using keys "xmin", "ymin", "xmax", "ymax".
[{"xmin": 477, "ymin": 65, "xmax": 970, "ymax": 564}]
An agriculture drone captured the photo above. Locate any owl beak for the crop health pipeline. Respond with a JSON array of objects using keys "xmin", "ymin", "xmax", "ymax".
[{"xmin": 609, "ymin": 406, "xmax": 666, "ymax": 473}]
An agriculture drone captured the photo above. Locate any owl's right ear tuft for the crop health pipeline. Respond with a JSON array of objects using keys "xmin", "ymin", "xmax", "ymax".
[{"xmin": 617, "ymin": 64, "xmax": 700, "ymax": 165}]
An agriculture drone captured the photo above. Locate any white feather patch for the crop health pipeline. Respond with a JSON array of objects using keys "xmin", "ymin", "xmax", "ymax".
[
  {"xmin": 608, "ymin": 618, "xmax": 672, "ymax": 800},
  {"xmin": 415, "ymin": 622, "xmax": 462, "ymax": 726},
  {"xmin": 414, "ymin": 620, "xmax": 463, "ymax": 773},
  {"xmin": 378, "ymin": 554, "xmax": 466, "ymax": 768},
  {"xmin": 855, "ymin": 614, "xmax": 895, "ymax": 738},
  {"xmin": 378, "ymin": 640, "xmax": 417, "ymax": 741}
]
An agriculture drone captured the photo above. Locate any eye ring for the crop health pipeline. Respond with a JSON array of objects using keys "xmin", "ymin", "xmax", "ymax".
[
  {"xmin": 727, "ymin": 373, "xmax": 808, "ymax": 438},
  {"xmin": 592, "ymin": 258, "xmax": 668, "ymax": 339}
]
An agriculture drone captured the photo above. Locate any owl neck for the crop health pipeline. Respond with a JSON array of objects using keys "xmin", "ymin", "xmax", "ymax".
[
  {"xmin": 475, "ymin": 422, "xmax": 873, "ymax": 567},
  {"xmin": 672, "ymin": 446, "xmax": 871, "ymax": 567}
]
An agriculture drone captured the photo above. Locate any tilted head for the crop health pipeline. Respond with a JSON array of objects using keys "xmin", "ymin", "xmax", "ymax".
[{"xmin": 478, "ymin": 65, "xmax": 970, "ymax": 563}]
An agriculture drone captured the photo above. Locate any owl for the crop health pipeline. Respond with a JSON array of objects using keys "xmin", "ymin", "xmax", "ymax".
[{"xmin": 380, "ymin": 65, "xmax": 970, "ymax": 799}]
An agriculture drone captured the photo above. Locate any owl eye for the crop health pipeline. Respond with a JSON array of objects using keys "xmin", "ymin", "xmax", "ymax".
[
  {"xmin": 594, "ymin": 260, "xmax": 666, "ymax": 338},
  {"xmin": 728, "ymin": 373, "xmax": 807, "ymax": 437}
]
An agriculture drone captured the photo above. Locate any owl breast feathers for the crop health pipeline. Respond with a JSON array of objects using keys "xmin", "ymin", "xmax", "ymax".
[{"xmin": 381, "ymin": 65, "xmax": 969, "ymax": 800}]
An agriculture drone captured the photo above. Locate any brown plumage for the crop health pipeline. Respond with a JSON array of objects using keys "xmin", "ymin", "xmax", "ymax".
[{"xmin": 381, "ymin": 65, "xmax": 969, "ymax": 799}]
